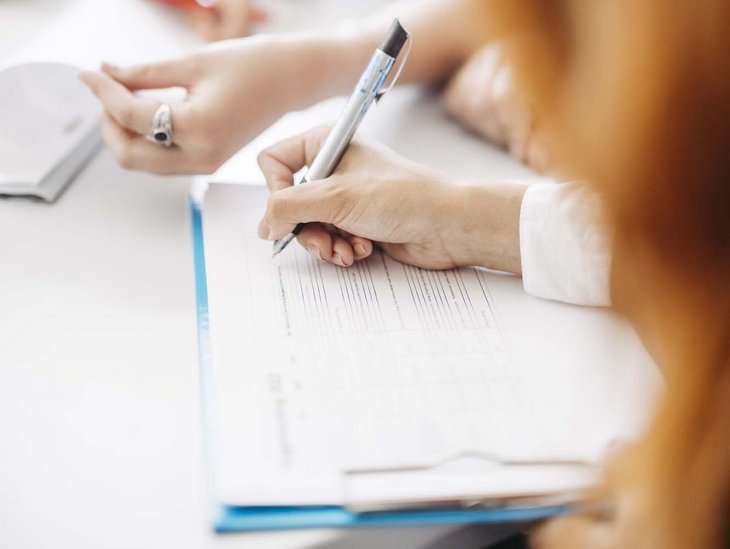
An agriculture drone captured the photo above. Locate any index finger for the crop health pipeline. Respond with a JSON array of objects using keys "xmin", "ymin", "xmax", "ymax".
[
  {"xmin": 256, "ymin": 125, "xmax": 332, "ymax": 193},
  {"xmin": 80, "ymin": 70, "xmax": 161, "ymax": 137}
]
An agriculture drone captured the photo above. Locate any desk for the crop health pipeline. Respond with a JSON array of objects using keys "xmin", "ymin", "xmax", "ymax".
[{"xmin": 0, "ymin": 1, "xmax": 532, "ymax": 548}]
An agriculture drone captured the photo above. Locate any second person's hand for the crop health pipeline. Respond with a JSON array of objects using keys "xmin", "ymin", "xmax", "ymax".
[
  {"xmin": 444, "ymin": 42, "xmax": 551, "ymax": 173},
  {"xmin": 257, "ymin": 125, "xmax": 527, "ymax": 273},
  {"xmin": 79, "ymin": 33, "xmax": 371, "ymax": 175}
]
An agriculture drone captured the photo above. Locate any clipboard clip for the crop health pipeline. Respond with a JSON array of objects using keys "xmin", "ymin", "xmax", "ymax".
[
  {"xmin": 343, "ymin": 448, "xmax": 594, "ymax": 476},
  {"xmin": 340, "ymin": 449, "xmax": 597, "ymax": 514}
]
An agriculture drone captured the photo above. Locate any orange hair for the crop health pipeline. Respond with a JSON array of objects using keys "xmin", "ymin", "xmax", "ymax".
[{"xmin": 494, "ymin": 1, "xmax": 730, "ymax": 547}]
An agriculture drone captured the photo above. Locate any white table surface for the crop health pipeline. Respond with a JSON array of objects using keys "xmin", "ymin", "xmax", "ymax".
[{"xmin": 0, "ymin": 1, "xmax": 534, "ymax": 548}]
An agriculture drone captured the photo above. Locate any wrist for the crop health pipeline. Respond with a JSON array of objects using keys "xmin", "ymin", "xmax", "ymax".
[
  {"xmin": 447, "ymin": 182, "xmax": 527, "ymax": 274},
  {"xmin": 266, "ymin": 30, "xmax": 376, "ymax": 110}
]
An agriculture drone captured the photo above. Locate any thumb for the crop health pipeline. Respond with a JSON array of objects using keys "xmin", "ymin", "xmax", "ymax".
[
  {"xmin": 261, "ymin": 179, "xmax": 344, "ymax": 240},
  {"xmin": 101, "ymin": 58, "xmax": 196, "ymax": 91}
]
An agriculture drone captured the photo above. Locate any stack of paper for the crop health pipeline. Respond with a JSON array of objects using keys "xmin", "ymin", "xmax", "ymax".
[{"xmin": 191, "ymin": 182, "xmax": 662, "ymax": 531}]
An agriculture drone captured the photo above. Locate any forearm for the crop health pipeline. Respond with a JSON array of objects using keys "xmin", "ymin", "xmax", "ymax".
[
  {"xmin": 360, "ymin": 0, "xmax": 493, "ymax": 86},
  {"xmin": 244, "ymin": 0, "xmax": 493, "ymax": 115}
]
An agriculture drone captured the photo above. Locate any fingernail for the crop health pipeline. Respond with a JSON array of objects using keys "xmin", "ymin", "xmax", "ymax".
[
  {"xmin": 354, "ymin": 244, "xmax": 367, "ymax": 257},
  {"xmin": 101, "ymin": 61, "xmax": 119, "ymax": 72},
  {"xmin": 307, "ymin": 245, "xmax": 322, "ymax": 261},
  {"xmin": 332, "ymin": 253, "xmax": 346, "ymax": 267},
  {"xmin": 78, "ymin": 71, "xmax": 92, "ymax": 82}
]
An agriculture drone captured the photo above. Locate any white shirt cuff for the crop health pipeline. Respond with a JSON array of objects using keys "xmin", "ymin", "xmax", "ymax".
[{"xmin": 519, "ymin": 183, "xmax": 612, "ymax": 306}]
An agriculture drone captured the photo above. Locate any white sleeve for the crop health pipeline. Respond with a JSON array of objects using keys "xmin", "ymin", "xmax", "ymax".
[{"xmin": 519, "ymin": 183, "xmax": 612, "ymax": 306}]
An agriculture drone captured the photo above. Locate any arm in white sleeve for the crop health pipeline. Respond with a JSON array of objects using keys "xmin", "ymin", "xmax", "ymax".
[{"xmin": 519, "ymin": 183, "xmax": 612, "ymax": 306}]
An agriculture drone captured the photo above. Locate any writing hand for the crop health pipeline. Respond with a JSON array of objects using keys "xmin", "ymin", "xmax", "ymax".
[{"xmin": 258, "ymin": 125, "xmax": 526, "ymax": 273}]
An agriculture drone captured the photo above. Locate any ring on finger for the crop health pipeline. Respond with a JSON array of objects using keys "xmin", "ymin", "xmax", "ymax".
[{"xmin": 149, "ymin": 103, "xmax": 174, "ymax": 147}]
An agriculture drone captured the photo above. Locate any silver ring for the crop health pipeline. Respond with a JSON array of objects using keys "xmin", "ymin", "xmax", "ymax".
[{"xmin": 150, "ymin": 103, "xmax": 174, "ymax": 147}]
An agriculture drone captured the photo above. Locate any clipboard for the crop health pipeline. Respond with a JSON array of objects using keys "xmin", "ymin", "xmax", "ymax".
[{"xmin": 189, "ymin": 190, "xmax": 573, "ymax": 532}]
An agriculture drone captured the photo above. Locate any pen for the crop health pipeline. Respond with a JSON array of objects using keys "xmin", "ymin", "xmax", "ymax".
[{"xmin": 271, "ymin": 18, "xmax": 410, "ymax": 257}]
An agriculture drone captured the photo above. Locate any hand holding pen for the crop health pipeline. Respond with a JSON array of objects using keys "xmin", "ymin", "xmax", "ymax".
[
  {"xmin": 270, "ymin": 19, "xmax": 410, "ymax": 257},
  {"xmin": 257, "ymin": 122, "xmax": 527, "ymax": 274}
]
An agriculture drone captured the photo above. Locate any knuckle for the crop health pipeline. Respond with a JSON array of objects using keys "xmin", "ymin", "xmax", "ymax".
[
  {"xmin": 117, "ymin": 103, "xmax": 135, "ymax": 128},
  {"xmin": 323, "ymin": 182, "xmax": 351, "ymax": 224},
  {"xmin": 305, "ymin": 125, "xmax": 332, "ymax": 163},
  {"xmin": 267, "ymin": 192, "xmax": 288, "ymax": 220},
  {"xmin": 321, "ymin": 179, "xmax": 340, "ymax": 198},
  {"xmin": 170, "ymin": 104, "xmax": 193, "ymax": 138},
  {"xmin": 256, "ymin": 148, "xmax": 270, "ymax": 169}
]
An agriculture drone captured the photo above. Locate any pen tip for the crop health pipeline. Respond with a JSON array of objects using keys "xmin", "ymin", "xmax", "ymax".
[
  {"xmin": 271, "ymin": 240, "xmax": 283, "ymax": 258},
  {"xmin": 272, "ymin": 234, "xmax": 294, "ymax": 257}
]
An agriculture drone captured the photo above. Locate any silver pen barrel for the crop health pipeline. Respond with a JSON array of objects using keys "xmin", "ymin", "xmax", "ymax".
[{"xmin": 304, "ymin": 51, "xmax": 394, "ymax": 182}]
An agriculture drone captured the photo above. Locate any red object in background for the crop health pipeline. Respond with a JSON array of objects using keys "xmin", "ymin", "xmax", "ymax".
[
  {"xmin": 148, "ymin": 0, "xmax": 270, "ymax": 27},
  {"xmin": 150, "ymin": 0, "xmax": 210, "ymax": 11}
]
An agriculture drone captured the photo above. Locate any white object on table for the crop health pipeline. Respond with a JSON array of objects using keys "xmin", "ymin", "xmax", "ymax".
[{"xmin": 0, "ymin": 62, "xmax": 101, "ymax": 201}]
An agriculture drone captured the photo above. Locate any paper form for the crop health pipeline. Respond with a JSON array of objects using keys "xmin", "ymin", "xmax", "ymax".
[{"xmin": 201, "ymin": 183, "xmax": 660, "ymax": 506}]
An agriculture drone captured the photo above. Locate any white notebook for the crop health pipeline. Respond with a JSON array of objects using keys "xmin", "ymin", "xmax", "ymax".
[
  {"xmin": 197, "ymin": 182, "xmax": 662, "ymax": 510},
  {"xmin": 0, "ymin": 63, "xmax": 100, "ymax": 202}
]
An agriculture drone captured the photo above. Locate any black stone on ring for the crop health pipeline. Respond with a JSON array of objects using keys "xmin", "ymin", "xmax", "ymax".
[{"xmin": 149, "ymin": 104, "xmax": 174, "ymax": 147}]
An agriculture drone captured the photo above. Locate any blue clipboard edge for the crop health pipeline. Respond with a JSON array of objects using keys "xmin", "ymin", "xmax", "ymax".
[
  {"xmin": 214, "ymin": 504, "xmax": 569, "ymax": 533},
  {"xmin": 189, "ymin": 191, "xmax": 570, "ymax": 533}
]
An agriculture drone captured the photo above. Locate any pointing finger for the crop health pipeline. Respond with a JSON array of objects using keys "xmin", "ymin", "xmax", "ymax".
[
  {"xmin": 81, "ymin": 71, "xmax": 161, "ymax": 136},
  {"xmin": 257, "ymin": 125, "xmax": 332, "ymax": 192},
  {"xmin": 101, "ymin": 59, "xmax": 197, "ymax": 91},
  {"xmin": 262, "ymin": 179, "xmax": 345, "ymax": 240}
]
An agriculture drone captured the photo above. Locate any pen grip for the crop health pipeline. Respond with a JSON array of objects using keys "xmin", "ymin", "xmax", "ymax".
[{"xmin": 291, "ymin": 222, "xmax": 305, "ymax": 237}]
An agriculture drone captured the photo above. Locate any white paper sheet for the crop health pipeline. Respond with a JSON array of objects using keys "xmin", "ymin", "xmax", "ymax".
[{"xmin": 202, "ymin": 183, "xmax": 661, "ymax": 507}]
